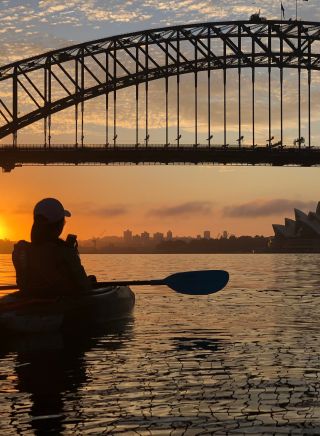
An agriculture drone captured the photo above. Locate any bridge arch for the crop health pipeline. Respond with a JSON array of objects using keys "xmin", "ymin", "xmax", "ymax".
[{"xmin": 0, "ymin": 20, "xmax": 319, "ymax": 146}]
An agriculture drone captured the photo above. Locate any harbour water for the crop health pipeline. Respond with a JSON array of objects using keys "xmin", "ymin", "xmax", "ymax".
[{"xmin": 0, "ymin": 253, "xmax": 320, "ymax": 434}]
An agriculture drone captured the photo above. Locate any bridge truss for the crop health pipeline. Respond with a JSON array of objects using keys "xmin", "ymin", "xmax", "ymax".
[{"xmin": 1, "ymin": 19, "xmax": 320, "ymax": 170}]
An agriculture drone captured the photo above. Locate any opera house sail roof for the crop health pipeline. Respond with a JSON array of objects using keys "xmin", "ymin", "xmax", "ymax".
[{"xmin": 271, "ymin": 202, "xmax": 320, "ymax": 251}]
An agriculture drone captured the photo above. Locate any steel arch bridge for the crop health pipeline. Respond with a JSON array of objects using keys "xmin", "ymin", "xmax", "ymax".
[{"xmin": 1, "ymin": 19, "xmax": 320, "ymax": 171}]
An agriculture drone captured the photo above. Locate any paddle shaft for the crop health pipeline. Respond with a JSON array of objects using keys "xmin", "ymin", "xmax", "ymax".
[
  {"xmin": 95, "ymin": 280, "xmax": 163, "ymax": 287},
  {"xmin": 0, "ymin": 279, "xmax": 164, "ymax": 291},
  {"xmin": 0, "ymin": 285, "xmax": 19, "ymax": 291}
]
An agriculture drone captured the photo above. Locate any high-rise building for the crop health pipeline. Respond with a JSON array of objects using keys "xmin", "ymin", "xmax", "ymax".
[
  {"xmin": 123, "ymin": 229, "xmax": 133, "ymax": 243},
  {"xmin": 167, "ymin": 230, "xmax": 173, "ymax": 240},
  {"xmin": 204, "ymin": 230, "xmax": 211, "ymax": 240},
  {"xmin": 153, "ymin": 232, "xmax": 164, "ymax": 243},
  {"xmin": 141, "ymin": 231, "xmax": 150, "ymax": 242},
  {"xmin": 222, "ymin": 230, "xmax": 229, "ymax": 239}
]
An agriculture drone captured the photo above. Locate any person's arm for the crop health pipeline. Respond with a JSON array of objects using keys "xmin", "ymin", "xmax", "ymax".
[
  {"xmin": 12, "ymin": 240, "xmax": 30, "ymax": 291},
  {"xmin": 58, "ymin": 244, "xmax": 92, "ymax": 294}
]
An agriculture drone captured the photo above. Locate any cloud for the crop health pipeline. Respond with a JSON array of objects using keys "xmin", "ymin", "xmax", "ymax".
[
  {"xmin": 66, "ymin": 201, "xmax": 129, "ymax": 217},
  {"xmin": 222, "ymin": 199, "xmax": 317, "ymax": 218},
  {"xmin": 93, "ymin": 206, "xmax": 128, "ymax": 217},
  {"xmin": 9, "ymin": 201, "xmax": 129, "ymax": 217},
  {"xmin": 38, "ymin": 0, "xmax": 79, "ymax": 14},
  {"xmin": 148, "ymin": 201, "xmax": 213, "ymax": 217}
]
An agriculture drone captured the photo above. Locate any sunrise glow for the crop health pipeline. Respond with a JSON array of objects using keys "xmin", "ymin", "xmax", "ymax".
[
  {"xmin": 0, "ymin": 219, "xmax": 7, "ymax": 239},
  {"xmin": 0, "ymin": 0, "xmax": 318, "ymax": 242}
]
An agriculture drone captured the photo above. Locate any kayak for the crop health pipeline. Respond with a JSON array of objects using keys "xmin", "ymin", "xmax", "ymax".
[{"xmin": 0, "ymin": 286, "xmax": 135, "ymax": 333}]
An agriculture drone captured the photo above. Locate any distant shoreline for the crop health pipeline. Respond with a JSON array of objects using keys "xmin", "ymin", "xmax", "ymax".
[
  {"xmin": 78, "ymin": 249, "xmax": 320, "ymax": 254},
  {"xmin": 1, "ymin": 249, "xmax": 319, "ymax": 255},
  {"xmin": 2, "ymin": 237, "xmax": 320, "ymax": 254}
]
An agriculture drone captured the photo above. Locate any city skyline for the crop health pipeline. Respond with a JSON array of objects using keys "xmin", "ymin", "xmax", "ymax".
[
  {"xmin": 90, "ymin": 227, "xmax": 268, "ymax": 242},
  {"xmin": 90, "ymin": 228, "xmax": 212, "ymax": 243}
]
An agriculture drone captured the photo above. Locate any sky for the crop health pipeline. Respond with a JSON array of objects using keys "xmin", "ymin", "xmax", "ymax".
[{"xmin": 0, "ymin": 0, "xmax": 320, "ymax": 241}]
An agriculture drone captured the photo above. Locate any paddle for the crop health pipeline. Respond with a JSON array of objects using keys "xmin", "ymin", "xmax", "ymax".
[
  {"xmin": 95, "ymin": 270, "xmax": 229, "ymax": 295},
  {"xmin": 0, "ymin": 270, "xmax": 229, "ymax": 296}
]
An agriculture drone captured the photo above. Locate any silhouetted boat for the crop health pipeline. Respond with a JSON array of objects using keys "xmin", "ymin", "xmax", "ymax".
[{"xmin": 0, "ymin": 286, "xmax": 135, "ymax": 333}]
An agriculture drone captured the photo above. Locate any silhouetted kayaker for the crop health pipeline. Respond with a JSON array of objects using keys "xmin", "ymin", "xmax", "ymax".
[{"xmin": 12, "ymin": 198, "xmax": 94, "ymax": 297}]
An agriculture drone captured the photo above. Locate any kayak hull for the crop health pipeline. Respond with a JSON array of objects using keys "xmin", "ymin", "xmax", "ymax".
[{"xmin": 0, "ymin": 286, "xmax": 135, "ymax": 333}]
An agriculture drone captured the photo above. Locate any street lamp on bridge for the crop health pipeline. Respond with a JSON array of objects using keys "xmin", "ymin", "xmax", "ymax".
[
  {"xmin": 293, "ymin": 137, "xmax": 305, "ymax": 147},
  {"xmin": 266, "ymin": 136, "xmax": 274, "ymax": 148},
  {"xmin": 236, "ymin": 136, "xmax": 244, "ymax": 147},
  {"xmin": 175, "ymin": 134, "xmax": 182, "ymax": 147}
]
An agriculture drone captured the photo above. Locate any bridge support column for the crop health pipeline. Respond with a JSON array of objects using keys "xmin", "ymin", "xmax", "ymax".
[{"xmin": 12, "ymin": 67, "xmax": 18, "ymax": 148}]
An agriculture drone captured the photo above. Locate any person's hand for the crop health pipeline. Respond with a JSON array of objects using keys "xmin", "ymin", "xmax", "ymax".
[{"xmin": 88, "ymin": 275, "xmax": 97, "ymax": 286}]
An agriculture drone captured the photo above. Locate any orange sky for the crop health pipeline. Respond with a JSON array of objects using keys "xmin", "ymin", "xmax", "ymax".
[
  {"xmin": 1, "ymin": 164, "xmax": 318, "ymax": 241},
  {"xmin": 0, "ymin": 1, "xmax": 319, "ymax": 241}
]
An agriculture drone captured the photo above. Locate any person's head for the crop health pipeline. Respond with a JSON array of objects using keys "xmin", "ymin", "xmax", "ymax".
[{"xmin": 31, "ymin": 198, "xmax": 71, "ymax": 243}]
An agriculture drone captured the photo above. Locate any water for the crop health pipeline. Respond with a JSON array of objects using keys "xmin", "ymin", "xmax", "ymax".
[{"xmin": 0, "ymin": 253, "xmax": 320, "ymax": 435}]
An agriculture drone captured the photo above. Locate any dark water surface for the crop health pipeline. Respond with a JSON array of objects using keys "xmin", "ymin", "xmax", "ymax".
[{"xmin": 0, "ymin": 253, "xmax": 320, "ymax": 435}]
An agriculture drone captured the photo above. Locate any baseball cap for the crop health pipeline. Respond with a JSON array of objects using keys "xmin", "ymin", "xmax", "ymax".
[{"xmin": 34, "ymin": 198, "xmax": 71, "ymax": 223}]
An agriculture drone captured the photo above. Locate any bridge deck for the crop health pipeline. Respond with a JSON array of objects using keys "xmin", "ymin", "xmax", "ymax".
[{"xmin": 0, "ymin": 145, "xmax": 319, "ymax": 172}]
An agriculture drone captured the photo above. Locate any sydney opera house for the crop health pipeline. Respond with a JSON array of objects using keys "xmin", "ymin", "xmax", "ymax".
[{"xmin": 271, "ymin": 202, "xmax": 320, "ymax": 251}]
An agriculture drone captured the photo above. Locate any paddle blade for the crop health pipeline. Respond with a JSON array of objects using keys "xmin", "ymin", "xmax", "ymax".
[{"xmin": 164, "ymin": 270, "xmax": 229, "ymax": 295}]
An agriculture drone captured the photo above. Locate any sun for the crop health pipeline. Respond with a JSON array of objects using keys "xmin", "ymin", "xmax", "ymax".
[{"xmin": 0, "ymin": 219, "xmax": 7, "ymax": 240}]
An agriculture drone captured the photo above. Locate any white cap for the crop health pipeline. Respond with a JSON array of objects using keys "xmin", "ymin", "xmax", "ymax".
[{"xmin": 34, "ymin": 198, "xmax": 71, "ymax": 223}]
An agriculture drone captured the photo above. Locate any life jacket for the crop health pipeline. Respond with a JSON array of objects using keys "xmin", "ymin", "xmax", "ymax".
[{"xmin": 12, "ymin": 238, "xmax": 89, "ymax": 297}]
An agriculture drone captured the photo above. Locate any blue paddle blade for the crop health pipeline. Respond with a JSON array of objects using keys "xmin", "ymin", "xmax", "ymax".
[{"xmin": 164, "ymin": 270, "xmax": 229, "ymax": 295}]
